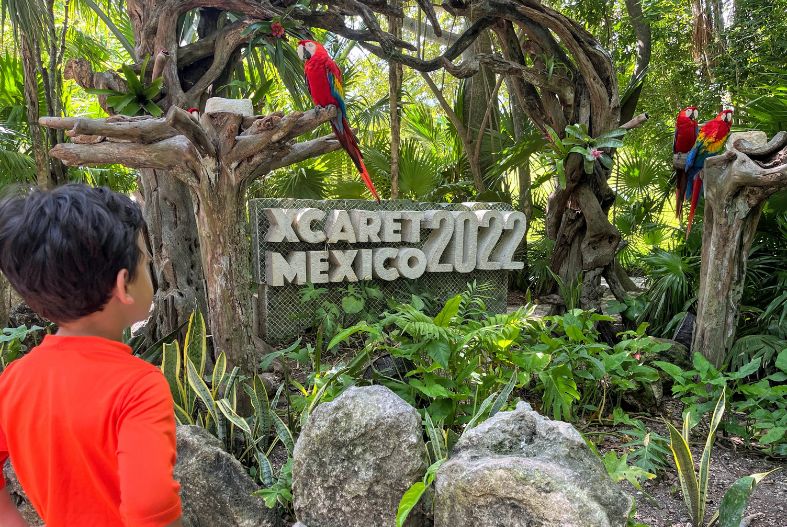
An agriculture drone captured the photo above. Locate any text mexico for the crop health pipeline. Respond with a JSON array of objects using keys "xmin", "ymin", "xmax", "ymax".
[{"xmin": 263, "ymin": 208, "xmax": 527, "ymax": 287}]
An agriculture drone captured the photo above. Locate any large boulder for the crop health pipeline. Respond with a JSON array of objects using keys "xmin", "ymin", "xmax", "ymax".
[
  {"xmin": 175, "ymin": 425, "xmax": 281, "ymax": 527},
  {"xmin": 292, "ymin": 385, "xmax": 426, "ymax": 527},
  {"xmin": 434, "ymin": 402, "xmax": 632, "ymax": 527}
]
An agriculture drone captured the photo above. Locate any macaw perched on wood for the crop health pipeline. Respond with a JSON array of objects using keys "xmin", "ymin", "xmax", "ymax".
[
  {"xmin": 674, "ymin": 106, "xmax": 699, "ymax": 219},
  {"xmin": 684, "ymin": 109, "xmax": 734, "ymax": 235},
  {"xmin": 296, "ymin": 39, "xmax": 381, "ymax": 202}
]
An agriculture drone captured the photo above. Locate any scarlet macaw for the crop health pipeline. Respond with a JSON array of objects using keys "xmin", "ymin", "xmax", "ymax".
[
  {"xmin": 674, "ymin": 106, "xmax": 699, "ymax": 219},
  {"xmin": 684, "ymin": 109, "xmax": 734, "ymax": 235},
  {"xmin": 296, "ymin": 39, "xmax": 381, "ymax": 202}
]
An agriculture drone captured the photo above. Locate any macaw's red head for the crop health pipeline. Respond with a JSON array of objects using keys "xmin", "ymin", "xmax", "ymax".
[
  {"xmin": 716, "ymin": 109, "xmax": 734, "ymax": 123},
  {"xmin": 296, "ymin": 40, "xmax": 327, "ymax": 62},
  {"xmin": 680, "ymin": 106, "xmax": 699, "ymax": 122}
]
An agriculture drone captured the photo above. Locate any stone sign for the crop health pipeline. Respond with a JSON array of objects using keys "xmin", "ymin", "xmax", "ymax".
[{"xmin": 250, "ymin": 199, "xmax": 526, "ymax": 342}]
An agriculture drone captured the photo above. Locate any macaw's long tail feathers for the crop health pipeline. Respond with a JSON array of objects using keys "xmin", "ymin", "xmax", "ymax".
[
  {"xmin": 330, "ymin": 118, "xmax": 381, "ymax": 202},
  {"xmin": 675, "ymin": 169, "xmax": 688, "ymax": 219},
  {"xmin": 358, "ymin": 158, "xmax": 381, "ymax": 202},
  {"xmin": 686, "ymin": 176, "xmax": 703, "ymax": 237}
]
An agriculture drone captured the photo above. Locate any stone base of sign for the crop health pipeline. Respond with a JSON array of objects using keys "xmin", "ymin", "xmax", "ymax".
[{"xmin": 250, "ymin": 199, "xmax": 518, "ymax": 343}]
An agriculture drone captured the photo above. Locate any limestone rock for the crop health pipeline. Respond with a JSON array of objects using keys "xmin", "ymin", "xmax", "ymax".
[
  {"xmin": 204, "ymin": 97, "xmax": 254, "ymax": 116},
  {"xmin": 434, "ymin": 401, "xmax": 632, "ymax": 527},
  {"xmin": 175, "ymin": 425, "xmax": 281, "ymax": 527},
  {"xmin": 292, "ymin": 385, "xmax": 426, "ymax": 527}
]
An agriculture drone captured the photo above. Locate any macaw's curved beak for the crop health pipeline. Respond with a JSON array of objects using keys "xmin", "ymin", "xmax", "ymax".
[{"xmin": 296, "ymin": 45, "xmax": 311, "ymax": 61}]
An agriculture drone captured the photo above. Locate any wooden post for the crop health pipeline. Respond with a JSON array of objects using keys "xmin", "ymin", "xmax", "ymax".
[{"xmin": 690, "ymin": 131, "xmax": 787, "ymax": 367}]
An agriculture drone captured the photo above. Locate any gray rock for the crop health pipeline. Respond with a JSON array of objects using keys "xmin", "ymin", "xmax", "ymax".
[
  {"xmin": 175, "ymin": 425, "xmax": 281, "ymax": 527},
  {"xmin": 434, "ymin": 402, "xmax": 632, "ymax": 527},
  {"xmin": 292, "ymin": 385, "xmax": 426, "ymax": 527}
]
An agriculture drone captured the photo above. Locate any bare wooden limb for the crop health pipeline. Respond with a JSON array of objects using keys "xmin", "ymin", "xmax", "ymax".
[
  {"xmin": 620, "ymin": 112, "xmax": 649, "ymax": 130},
  {"xmin": 255, "ymin": 135, "xmax": 342, "ymax": 174},
  {"xmin": 472, "ymin": 74, "xmax": 504, "ymax": 178},
  {"xmin": 184, "ymin": 21, "xmax": 254, "ymax": 101},
  {"xmin": 166, "ymin": 106, "xmax": 217, "ymax": 157},
  {"xmin": 50, "ymin": 135, "xmax": 200, "ymax": 175},
  {"xmin": 65, "ymin": 117, "xmax": 177, "ymax": 143},
  {"xmin": 228, "ymin": 106, "xmax": 337, "ymax": 165},
  {"xmin": 414, "ymin": 0, "xmax": 442, "ymax": 37},
  {"xmin": 241, "ymin": 112, "xmax": 285, "ymax": 136}
]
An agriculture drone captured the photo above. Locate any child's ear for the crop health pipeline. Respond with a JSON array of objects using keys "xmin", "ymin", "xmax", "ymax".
[{"xmin": 113, "ymin": 268, "xmax": 135, "ymax": 305}]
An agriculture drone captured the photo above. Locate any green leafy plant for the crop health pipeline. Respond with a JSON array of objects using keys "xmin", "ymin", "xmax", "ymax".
[
  {"xmin": 159, "ymin": 312, "xmax": 296, "ymax": 510},
  {"xmin": 0, "ymin": 324, "xmax": 45, "ymax": 370},
  {"xmin": 542, "ymin": 123, "xmax": 626, "ymax": 187},
  {"xmin": 613, "ymin": 408, "xmax": 672, "ymax": 475},
  {"xmin": 667, "ymin": 391, "xmax": 778, "ymax": 526},
  {"xmin": 656, "ymin": 352, "xmax": 786, "ymax": 452},
  {"xmin": 87, "ymin": 54, "xmax": 163, "ymax": 116}
]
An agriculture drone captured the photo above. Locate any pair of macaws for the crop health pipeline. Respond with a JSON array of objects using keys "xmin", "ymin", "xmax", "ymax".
[
  {"xmin": 297, "ymin": 39, "xmax": 381, "ymax": 202},
  {"xmin": 674, "ymin": 107, "xmax": 734, "ymax": 235}
]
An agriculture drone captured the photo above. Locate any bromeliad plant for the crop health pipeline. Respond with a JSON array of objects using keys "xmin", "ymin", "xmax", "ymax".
[
  {"xmin": 87, "ymin": 54, "xmax": 164, "ymax": 117},
  {"xmin": 667, "ymin": 391, "xmax": 778, "ymax": 527}
]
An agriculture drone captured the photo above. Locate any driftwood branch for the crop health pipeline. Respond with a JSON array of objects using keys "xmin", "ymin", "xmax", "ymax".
[
  {"xmin": 254, "ymin": 134, "xmax": 342, "ymax": 174},
  {"xmin": 166, "ymin": 106, "xmax": 216, "ymax": 157},
  {"xmin": 620, "ymin": 112, "xmax": 649, "ymax": 130},
  {"xmin": 229, "ymin": 106, "xmax": 337, "ymax": 166},
  {"xmin": 39, "ymin": 115, "xmax": 177, "ymax": 144},
  {"xmin": 693, "ymin": 130, "xmax": 787, "ymax": 366},
  {"xmin": 50, "ymin": 135, "xmax": 200, "ymax": 177}
]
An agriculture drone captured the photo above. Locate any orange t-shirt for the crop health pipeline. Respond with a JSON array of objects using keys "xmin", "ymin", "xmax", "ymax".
[{"xmin": 0, "ymin": 335, "xmax": 182, "ymax": 526}]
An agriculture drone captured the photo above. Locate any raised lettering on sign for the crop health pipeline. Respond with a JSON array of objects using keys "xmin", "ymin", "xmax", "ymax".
[{"xmin": 261, "ymin": 206, "xmax": 526, "ymax": 286}]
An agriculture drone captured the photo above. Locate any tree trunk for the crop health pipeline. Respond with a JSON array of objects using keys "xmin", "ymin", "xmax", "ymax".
[
  {"xmin": 0, "ymin": 272, "xmax": 9, "ymax": 329},
  {"xmin": 692, "ymin": 131, "xmax": 787, "ymax": 367},
  {"xmin": 461, "ymin": 18, "xmax": 496, "ymax": 189},
  {"xmin": 20, "ymin": 36, "xmax": 52, "ymax": 189},
  {"xmin": 193, "ymin": 173, "xmax": 257, "ymax": 372},
  {"xmin": 388, "ymin": 0, "xmax": 403, "ymax": 199},
  {"xmin": 138, "ymin": 169, "xmax": 207, "ymax": 342}
]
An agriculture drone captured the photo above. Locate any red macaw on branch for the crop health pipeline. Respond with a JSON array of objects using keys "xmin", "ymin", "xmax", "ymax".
[
  {"xmin": 673, "ymin": 106, "xmax": 699, "ymax": 219},
  {"xmin": 683, "ymin": 109, "xmax": 734, "ymax": 235},
  {"xmin": 296, "ymin": 39, "xmax": 381, "ymax": 202}
]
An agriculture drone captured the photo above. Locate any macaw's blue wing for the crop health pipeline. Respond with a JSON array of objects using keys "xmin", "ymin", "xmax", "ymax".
[{"xmin": 327, "ymin": 71, "xmax": 347, "ymax": 131}]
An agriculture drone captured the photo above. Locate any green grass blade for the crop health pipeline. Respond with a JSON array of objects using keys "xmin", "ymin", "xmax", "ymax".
[{"xmin": 490, "ymin": 369, "xmax": 517, "ymax": 417}]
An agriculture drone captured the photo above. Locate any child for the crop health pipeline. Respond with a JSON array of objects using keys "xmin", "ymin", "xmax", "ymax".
[{"xmin": 0, "ymin": 184, "xmax": 183, "ymax": 527}]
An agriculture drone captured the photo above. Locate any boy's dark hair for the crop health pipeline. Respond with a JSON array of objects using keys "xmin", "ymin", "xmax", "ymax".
[{"xmin": 0, "ymin": 184, "xmax": 145, "ymax": 323}]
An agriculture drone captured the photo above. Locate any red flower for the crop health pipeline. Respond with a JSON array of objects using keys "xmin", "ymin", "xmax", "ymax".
[
  {"xmin": 590, "ymin": 148, "xmax": 603, "ymax": 159},
  {"xmin": 271, "ymin": 22, "xmax": 285, "ymax": 38},
  {"xmin": 633, "ymin": 353, "xmax": 641, "ymax": 361}
]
